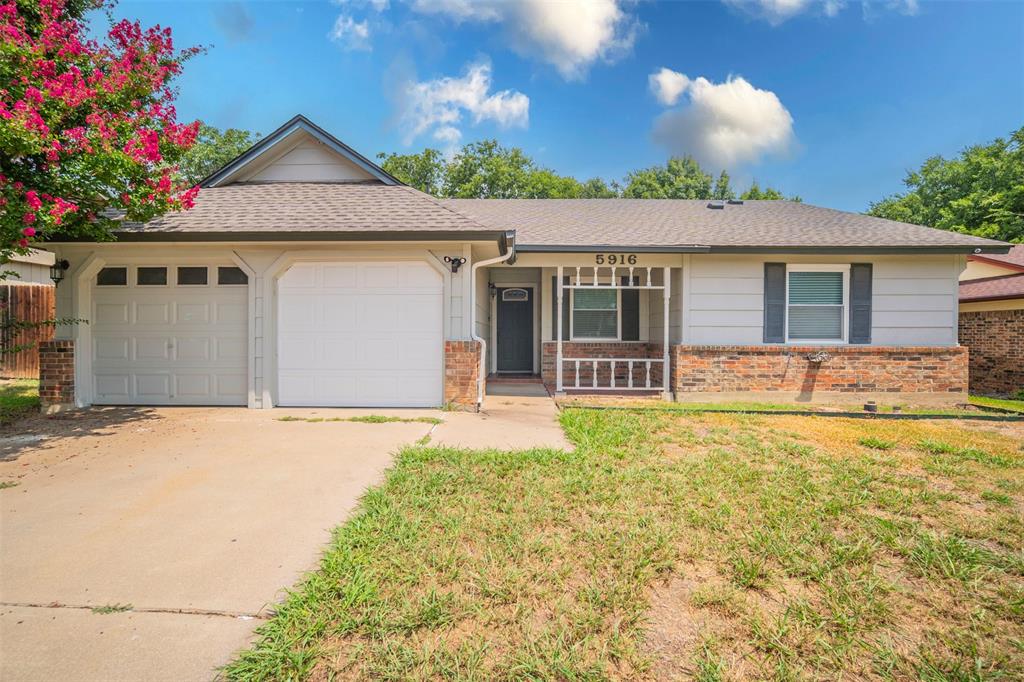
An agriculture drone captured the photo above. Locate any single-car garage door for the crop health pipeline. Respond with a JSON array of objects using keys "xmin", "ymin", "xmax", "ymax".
[
  {"xmin": 277, "ymin": 261, "xmax": 443, "ymax": 407},
  {"xmin": 91, "ymin": 264, "xmax": 248, "ymax": 405}
]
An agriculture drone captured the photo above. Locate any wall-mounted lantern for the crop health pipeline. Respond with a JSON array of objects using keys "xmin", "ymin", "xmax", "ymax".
[{"xmin": 49, "ymin": 259, "xmax": 70, "ymax": 285}]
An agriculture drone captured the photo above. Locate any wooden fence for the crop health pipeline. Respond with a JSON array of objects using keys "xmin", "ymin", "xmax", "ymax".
[{"xmin": 1, "ymin": 284, "xmax": 56, "ymax": 379}]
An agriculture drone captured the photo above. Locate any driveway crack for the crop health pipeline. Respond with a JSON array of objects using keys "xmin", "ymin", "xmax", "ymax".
[{"xmin": 0, "ymin": 601, "xmax": 267, "ymax": 620}]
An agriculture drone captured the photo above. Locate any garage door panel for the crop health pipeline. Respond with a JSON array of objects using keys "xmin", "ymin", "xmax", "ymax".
[
  {"xmin": 92, "ymin": 267, "xmax": 247, "ymax": 406},
  {"xmin": 278, "ymin": 261, "xmax": 442, "ymax": 407}
]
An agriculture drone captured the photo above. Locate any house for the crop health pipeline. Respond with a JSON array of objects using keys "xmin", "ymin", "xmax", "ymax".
[
  {"xmin": 958, "ymin": 245, "xmax": 1024, "ymax": 395},
  {"xmin": 41, "ymin": 115, "xmax": 1010, "ymax": 412},
  {"xmin": 1, "ymin": 249, "xmax": 57, "ymax": 379}
]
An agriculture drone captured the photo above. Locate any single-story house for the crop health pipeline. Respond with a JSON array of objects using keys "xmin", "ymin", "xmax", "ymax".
[
  {"xmin": 42, "ymin": 115, "xmax": 1011, "ymax": 411},
  {"xmin": 958, "ymin": 245, "xmax": 1024, "ymax": 395}
]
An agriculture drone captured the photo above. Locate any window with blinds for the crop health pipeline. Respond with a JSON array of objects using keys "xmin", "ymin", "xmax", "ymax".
[
  {"xmin": 572, "ymin": 288, "xmax": 618, "ymax": 339},
  {"xmin": 787, "ymin": 270, "xmax": 845, "ymax": 341}
]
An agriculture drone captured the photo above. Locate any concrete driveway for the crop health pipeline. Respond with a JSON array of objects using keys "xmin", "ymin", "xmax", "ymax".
[{"xmin": 0, "ymin": 406, "xmax": 439, "ymax": 681}]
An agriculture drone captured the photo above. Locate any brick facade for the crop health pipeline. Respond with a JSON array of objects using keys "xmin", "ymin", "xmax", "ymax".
[
  {"xmin": 959, "ymin": 309, "xmax": 1024, "ymax": 395},
  {"xmin": 38, "ymin": 340, "xmax": 75, "ymax": 412},
  {"xmin": 444, "ymin": 340, "xmax": 481, "ymax": 410},
  {"xmin": 670, "ymin": 345, "xmax": 968, "ymax": 405},
  {"xmin": 541, "ymin": 342, "xmax": 666, "ymax": 391}
]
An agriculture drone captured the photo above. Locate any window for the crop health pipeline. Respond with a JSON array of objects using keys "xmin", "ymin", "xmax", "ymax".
[
  {"xmin": 96, "ymin": 267, "xmax": 127, "ymax": 286},
  {"xmin": 502, "ymin": 288, "xmax": 528, "ymax": 302},
  {"xmin": 571, "ymin": 288, "xmax": 618, "ymax": 339},
  {"xmin": 217, "ymin": 266, "xmax": 248, "ymax": 285},
  {"xmin": 787, "ymin": 266, "xmax": 848, "ymax": 342},
  {"xmin": 136, "ymin": 267, "xmax": 167, "ymax": 285},
  {"xmin": 177, "ymin": 266, "xmax": 208, "ymax": 285}
]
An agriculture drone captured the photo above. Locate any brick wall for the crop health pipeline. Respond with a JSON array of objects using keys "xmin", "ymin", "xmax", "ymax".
[
  {"xmin": 959, "ymin": 309, "xmax": 1024, "ymax": 395},
  {"xmin": 670, "ymin": 345, "xmax": 968, "ymax": 404},
  {"xmin": 38, "ymin": 340, "xmax": 75, "ymax": 412},
  {"xmin": 444, "ymin": 340, "xmax": 480, "ymax": 410},
  {"xmin": 541, "ymin": 342, "xmax": 666, "ymax": 390}
]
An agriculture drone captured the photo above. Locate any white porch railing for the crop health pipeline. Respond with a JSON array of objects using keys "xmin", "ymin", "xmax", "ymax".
[
  {"xmin": 560, "ymin": 357, "xmax": 666, "ymax": 391},
  {"xmin": 556, "ymin": 265, "xmax": 671, "ymax": 395}
]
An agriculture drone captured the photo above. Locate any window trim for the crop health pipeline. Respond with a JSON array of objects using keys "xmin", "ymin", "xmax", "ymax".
[
  {"xmin": 176, "ymin": 265, "xmax": 210, "ymax": 287},
  {"xmin": 96, "ymin": 266, "xmax": 129, "ymax": 287},
  {"xmin": 785, "ymin": 264, "xmax": 849, "ymax": 344},
  {"xmin": 217, "ymin": 265, "xmax": 249, "ymax": 286},
  {"xmin": 135, "ymin": 265, "xmax": 169, "ymax": 287},
  {"xmin": 569, "ymin": 287, "xmax": 622, "ymax": 341}
]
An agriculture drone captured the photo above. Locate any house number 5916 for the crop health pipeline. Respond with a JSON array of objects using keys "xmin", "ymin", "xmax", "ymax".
[{"xmin": 595, "ymin": 254, "xmax": 637, "ymax": 265}]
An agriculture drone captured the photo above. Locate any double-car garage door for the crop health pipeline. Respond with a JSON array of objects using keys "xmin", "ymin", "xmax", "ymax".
[{"xmin": 91, "ymin": 259, "xmax": 443, "ymax": 407}]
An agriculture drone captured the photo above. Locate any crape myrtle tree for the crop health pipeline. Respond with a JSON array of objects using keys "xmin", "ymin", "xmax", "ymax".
[
  {"xmin": 1, "ymin": 0, "xmax": 200, "ymax": 354},
  {"xmin": 1, "ymin": 0, "xmax": 201, "ymax": 255}
]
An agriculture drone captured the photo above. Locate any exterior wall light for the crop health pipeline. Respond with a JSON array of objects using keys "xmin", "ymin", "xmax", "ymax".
[
  {"xmin": 443, "ymin": 256, "xmax": 467, "ymax": 274},
  {"xmin": 50, "ymin": 259, "xmax": 70, "ymax": 285}
]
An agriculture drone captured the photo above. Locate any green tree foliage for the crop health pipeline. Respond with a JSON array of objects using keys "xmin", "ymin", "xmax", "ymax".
[
  {"xmin": 179, "ymin": 124, "xmax": 261, "ymax": 185},
  {"xmin": 868, "ymin": 127, "xmax": 1023, "ymax": 243},
  {"xmin": 380, "ymin": 143, "xmax": 796, "ymax": 201}
]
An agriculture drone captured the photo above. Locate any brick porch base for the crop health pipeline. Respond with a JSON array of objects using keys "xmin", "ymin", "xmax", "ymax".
[
  {"xmin": 39, "ymin": 339, "xmax": 75, "ymax": 413},
  {"xmin": 444, "ymin": 340, "xmax": 481, "ymax": 411}
]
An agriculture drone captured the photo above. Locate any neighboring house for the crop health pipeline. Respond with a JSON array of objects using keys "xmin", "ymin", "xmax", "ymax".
[
  {"xmin": 1, "ymin": 250, "xmax": 57, "ymax": 379},
  {"xmin": 958, "ymin": 245, "xmax": 1024, "ymax": 395},
  {"xmin": 42, "ymin": 115, "xmax": 1009, "ymax": 411}
]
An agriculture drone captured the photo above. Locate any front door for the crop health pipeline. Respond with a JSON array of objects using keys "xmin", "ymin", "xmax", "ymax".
[{"xmin": 496, "ymin": 287, "xmax": 533, "ymax": 373}]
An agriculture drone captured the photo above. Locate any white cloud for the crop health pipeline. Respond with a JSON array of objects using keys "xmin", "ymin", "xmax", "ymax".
[
  {"xmin": 410, "ymin": 0, "xmax": 639, "ymax": 80},
  {"xmin": 725, "ymin": 0, "xmax": 918, "ymax": 24},
  {"xmin": 648, "ymin": 67, "xmax": 691, "ymax": 106},
  {"xmin": 400, "ymin": 61, "xmax": 529, "ymax": 146},
  {"xmin": 651, "ymin": 74, "xmax": 795, "ymax": 169},
  {"xmin": 328, "ymin": 14, "xmax": 371, "ymax": 50}
]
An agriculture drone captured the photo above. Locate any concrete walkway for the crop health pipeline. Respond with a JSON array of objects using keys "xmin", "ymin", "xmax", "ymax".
[
  {"xmin": 0, "ymin": 407, "xmax": 436, "ymax": 682},
  {"xmin": 433, "ymin": 386, "xmax": 572, "ymax": 451}
]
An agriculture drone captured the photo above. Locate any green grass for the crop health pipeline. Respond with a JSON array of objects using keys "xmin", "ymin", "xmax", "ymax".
[
  {"xmin": 0, "ymin": 379, "xmax": 39, "ymax": 426},
  {"xmin": 970, "ymin": 395, "xmax": 1024, "ymax": 414},
  {"xmin": 91, "ymin": 603, "xmax": 132, "ymax": 614},
  {"xmin": 276, "ymin": 415, "xmax": 442, "ymax": 425},
  {"xmin": 227, "ymin": 410, "xmax": 1023, "ymax": 681},
  {"xmin": 0, "ymin": 481, "xmax": 18, "ymax": 489}
]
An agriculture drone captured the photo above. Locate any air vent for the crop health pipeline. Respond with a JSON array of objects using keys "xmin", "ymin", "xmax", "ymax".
[
  {"xmin": 706, "ymin": 201, "xmax": 725, "ymax": 210},
  {"xmin": 727, "ymin": 199, "xmax": 744, "ymax": 205}
]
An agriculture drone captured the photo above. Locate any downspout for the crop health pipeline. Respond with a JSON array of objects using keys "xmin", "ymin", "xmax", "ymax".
[{"xmin": 469, "ymin": 231, "xmax": 516, "ymax": 409}]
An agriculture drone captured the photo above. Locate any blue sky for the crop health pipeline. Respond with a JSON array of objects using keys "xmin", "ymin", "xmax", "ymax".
[{"xmin": 111, "ymin": 1, "xmax": 1022, "ymax": 211}]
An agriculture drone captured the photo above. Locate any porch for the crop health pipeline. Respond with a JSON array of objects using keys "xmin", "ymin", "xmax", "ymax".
[{"xmin": 480, "ymin": 261, "xmax": 677, "ymax": 399}]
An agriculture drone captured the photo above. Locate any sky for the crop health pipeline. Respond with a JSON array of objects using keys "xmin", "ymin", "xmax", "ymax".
[{"xmin": 107, "ymin": 0, "xmax": 1023, "ymax": 211}]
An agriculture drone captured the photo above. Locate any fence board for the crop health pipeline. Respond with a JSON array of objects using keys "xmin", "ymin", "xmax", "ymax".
[{"xmin": 1, "ymin": 284, "xmax": 56, "ymax": 379}]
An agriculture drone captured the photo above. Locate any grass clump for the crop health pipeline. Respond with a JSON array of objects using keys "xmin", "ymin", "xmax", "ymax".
[
  {"xmin": 0, "ymin": 379, "xmax": 39, "ymax": 426},
  {"xmin": 91, "ymin": 603, "xmax": 132, "ymax": 614},
  {"xmin": 860, "ymin": 436, "xmax": 897, "ymax": 450},
  {"xmin": 275, "ymin": 414, "xmax": 442, "ymax": 425}
]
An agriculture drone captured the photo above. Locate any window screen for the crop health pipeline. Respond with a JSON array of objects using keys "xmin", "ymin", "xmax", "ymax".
[
  {"xmin": 217, "ymin": 266, "xmax": 248, "ymax": 285},
  {"xmin": 96, "ymin": 267, "xmax": 127, "ymax": 286},
  {"xmin": 136, "ymin": 267, "xmax": 167, "ymax": 285},
  {"xmin": 572, "ymin": 288, "xmax": 617, "ymax": 339},
  {"xmin": 788, "ymin": 271, "xmax": 844, "ymax": 340},
  {"xmin": 177, "ymin": 266, "xmax": 208, "ymax": 285}
]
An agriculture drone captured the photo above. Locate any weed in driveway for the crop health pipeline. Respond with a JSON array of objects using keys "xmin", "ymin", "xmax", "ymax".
[
  {"xmin": 0, "ymin": 481, "xmax": 18, "ymax": 489},
  {"xmin": 91, "ymin": 604, "xmax": 132, "ymax": 614},
  {"xmin": 275, "ymin": 415, "xmax": 442, "ymax": 425}
]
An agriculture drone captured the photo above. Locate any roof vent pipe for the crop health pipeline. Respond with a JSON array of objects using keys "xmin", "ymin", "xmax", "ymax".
[{"xmin": 707, "ymin": 201, "xmax": 725, "ymax": 209}]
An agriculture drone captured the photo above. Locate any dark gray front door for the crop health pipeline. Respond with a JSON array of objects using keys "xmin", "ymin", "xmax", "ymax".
[{"xmin": 496, "ymin": 287, "xmax": 533, "ymax": 372}]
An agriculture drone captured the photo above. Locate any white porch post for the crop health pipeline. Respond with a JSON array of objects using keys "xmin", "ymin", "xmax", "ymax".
[
  {"xmin": 662, "ymin": 266, "xmax": 672, "ymax": 401},
  {"xmin": 556, "ymin": 265, "xmax": 564, "ymax": 394}
]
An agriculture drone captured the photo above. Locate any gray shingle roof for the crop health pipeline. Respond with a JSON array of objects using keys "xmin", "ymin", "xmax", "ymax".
[
  {"xmin": 443, "ymin": 198, "xmax": 1008, "ymax": 251},
  {"xmin": 119, "ymin": 183, "xmax": 492, "ymax": 235},
  {"xmin": 959, "ymin": 273, "xmax": 1024, "ymax": 302}
]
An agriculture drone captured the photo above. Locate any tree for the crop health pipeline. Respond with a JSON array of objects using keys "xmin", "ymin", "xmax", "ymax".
[
  {"xmin": 180, "ymin": 124, "xmax": 260, "ymax": 185},
  {"xmin": 1, "ymin": 0, "xmax": 201, "ymax": 257},
  {"xmin": 377, "ymin": 147, "xmax": 445, "ymax": 195},
  {"xmin": 713, "ymin": 170, "xmax": 735, "ymax": 200},
  {"xmin": 580, "ymin": 177, "xmax": 620, "ymax": 198},
  {"xmin": 868, "ymin": 127, "xmax": 1024, "ymax": 243},
  {"xmin": 623, "ymin": 157, "xmax": 713, "ymax": 199}
]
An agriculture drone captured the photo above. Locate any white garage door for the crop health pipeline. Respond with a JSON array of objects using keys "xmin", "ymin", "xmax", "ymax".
[
  {"xmin": 91, "ymin": 264, "xmax": 248, "ymax": 405},
  {"xmin": 277, "ymin": 261, "xmax": 443, "ymax": 407}
]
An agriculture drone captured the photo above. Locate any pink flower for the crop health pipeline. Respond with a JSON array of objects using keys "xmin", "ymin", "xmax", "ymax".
[
  {"xmin": 22, "ymin": 226, "xmax": 36, "ymax": 237},
  {"xmin": 22, "ymin": 212, "xmax": 36, "ymax": 224},
  {"xmin": 24, "ymin": 190, "xmax": 42, "ymax": 210}
]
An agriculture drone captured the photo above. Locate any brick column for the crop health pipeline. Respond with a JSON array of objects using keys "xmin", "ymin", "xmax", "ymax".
[
  {"xmin": 38, "ymin": 340, "xmax": 75, "ymax": 413},
  {"xmin": 444, "ymin": 340, "xmax": 480, "ymax": 411}
]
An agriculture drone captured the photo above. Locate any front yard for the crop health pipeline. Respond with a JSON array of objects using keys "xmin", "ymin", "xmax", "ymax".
[
  {"xmin": 0, "ymin": 379, "xmax": 39, "ymax": 427},
  {"xmin": 228, "ymin": 408, "xmax": 1023, "ymax": 681}
]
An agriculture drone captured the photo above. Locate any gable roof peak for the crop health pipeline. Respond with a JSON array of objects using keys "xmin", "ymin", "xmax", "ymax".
[{"xmin": 200, "ymin": 114, "xmax": 401, "ymax": 188}]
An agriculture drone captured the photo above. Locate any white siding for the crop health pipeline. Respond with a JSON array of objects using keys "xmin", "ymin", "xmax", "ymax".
[
  {"xmin": 238, "ymin": 134, "xmax": 375, "ymax": 183},
  {"xmin": 684, "ymin": 254, "xmax": 961, "ymax": 346}
]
